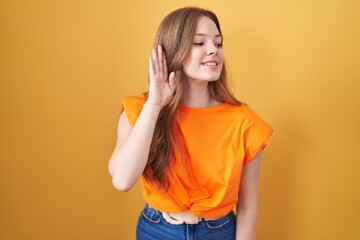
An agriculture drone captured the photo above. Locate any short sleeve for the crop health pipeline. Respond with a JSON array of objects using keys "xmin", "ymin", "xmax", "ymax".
[
  {"xmin": 119, "ymin": 93, "xmax": 147, "ymax": 127},
  {"xmin": 242, "ymin": 107, "xmax": 273, "ymax": 165}
]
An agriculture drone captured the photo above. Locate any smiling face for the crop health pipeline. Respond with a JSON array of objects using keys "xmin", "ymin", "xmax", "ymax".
[{"xmin": 182, "ymin": 16, "xmax": 224, "ymax": 84}]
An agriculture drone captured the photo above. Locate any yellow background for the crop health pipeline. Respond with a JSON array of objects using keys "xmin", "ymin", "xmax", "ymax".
[{"xmin": 1, "ymin": 0, "xmax": 359, "ymax": 239}]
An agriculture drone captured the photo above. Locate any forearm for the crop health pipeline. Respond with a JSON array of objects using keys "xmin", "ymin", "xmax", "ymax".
[
  {"xmin": 109, "ymin": 101, "xmax": 161, "ymax": 191},
  {"xmin": 236, "ymin": 207, "xmax": 258, "ymax": 240}
]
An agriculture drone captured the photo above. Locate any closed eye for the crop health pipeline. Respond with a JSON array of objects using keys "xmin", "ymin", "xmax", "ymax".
[{"xmin": 193, "ymin": 42, "xmax": 223, "ymax": 48}]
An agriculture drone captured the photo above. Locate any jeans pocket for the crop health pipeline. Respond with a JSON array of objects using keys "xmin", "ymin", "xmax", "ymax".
[
  {"xmin": 206, "ymin": 211, "xmax": 235, "ymax": 230},
  {"xmin": 141, "ymin": 205, "xmax": 162, "ymax": 224}
]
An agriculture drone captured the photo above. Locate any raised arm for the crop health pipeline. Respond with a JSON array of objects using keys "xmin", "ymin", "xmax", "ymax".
[
  {"xmin": 108, "ymin": 45, "xmax": 175, "ymax": 191},
  {"xmin": 236, "ymin": 150, "xmax": 263, "ymax": 240}
]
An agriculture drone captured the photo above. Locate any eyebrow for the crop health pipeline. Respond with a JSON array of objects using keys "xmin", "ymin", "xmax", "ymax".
[{"xmin": 194, "ymin": 33, "xmax": 222, "ymax": 38}]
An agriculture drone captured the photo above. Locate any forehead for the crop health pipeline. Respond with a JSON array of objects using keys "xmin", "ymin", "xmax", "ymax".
[{"xmin": 194, "ymin": 16, "xmax": 220, "ymax": 36}]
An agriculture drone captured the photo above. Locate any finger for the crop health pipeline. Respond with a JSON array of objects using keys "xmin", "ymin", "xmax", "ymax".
[
  {"xmin": 152, "ymin": 48, "xmax": 160, "ymax": 74},
  {"xmin": 157, "ymin": 45, "xmax": 163, "ymax": 73},
  {"xmin": 168, "ymin": 72, "xmax": 175, "ymax": 89},
  {"xmin": 162, "ymin": 49, "xmax": 168, "ymax": 74},
  {"xmin": 149, "ymin": 57, "xmax": 155, "ymax": 77}
]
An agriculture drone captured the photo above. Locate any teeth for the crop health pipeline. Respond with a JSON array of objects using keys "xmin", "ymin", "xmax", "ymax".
[{"xmin": 202, "ymin": 62, "xmax": 217, "ymax": 66}]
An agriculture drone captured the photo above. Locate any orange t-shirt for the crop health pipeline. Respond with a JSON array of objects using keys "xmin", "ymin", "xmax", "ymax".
[{"xmin": 120, "ymin": 93, "xmax": 273, "ymax": 219}]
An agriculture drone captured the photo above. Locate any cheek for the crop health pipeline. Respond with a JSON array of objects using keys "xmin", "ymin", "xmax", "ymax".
[
  {"xmin": 218, "ymin": 51, "xmax": 224, "ymax": 62},
  {"xmin": 188, "ymin": 48, "xmax": 203, "ymax": 61},
  {"xmin": 183, "ymin": 55, "xmax": 202, "ymax": 71}
]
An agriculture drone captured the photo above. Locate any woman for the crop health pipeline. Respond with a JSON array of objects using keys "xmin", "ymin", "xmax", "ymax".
[{"xmin": 109, "ymin": 7, "xmax": 272, "ymax": 240}]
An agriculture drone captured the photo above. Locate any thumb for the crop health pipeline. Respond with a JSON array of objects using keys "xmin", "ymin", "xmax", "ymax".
[{"xmin": 168, "ymin": 72, "xmax": 175, "ymax": 89}]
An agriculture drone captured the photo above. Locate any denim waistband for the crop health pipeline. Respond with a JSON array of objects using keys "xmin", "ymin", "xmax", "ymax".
[{"xmin": 144, "ymin": 204, "xmax": 231, "ymax": 225}]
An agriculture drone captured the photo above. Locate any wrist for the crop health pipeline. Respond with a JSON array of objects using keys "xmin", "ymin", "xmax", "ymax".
[{"xmin": 143, "ymin": 101, "xmax": 163, "ymax": 111}]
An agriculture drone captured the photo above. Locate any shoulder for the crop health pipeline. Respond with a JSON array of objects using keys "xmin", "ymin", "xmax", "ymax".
[
  {"xmin": 224, "ymin": 103, "xmax": 261, "ymax": 120},
  {"xmin": 225, "ymin": 103, "xmax": 272, "ymax": 131},
  {"xmin": 120, "ymin": 92, "xmax": 148, "ymax": 126},
  {"xmin": 121, "ymin": 92, "xmax": 148, "ymax": 107}
]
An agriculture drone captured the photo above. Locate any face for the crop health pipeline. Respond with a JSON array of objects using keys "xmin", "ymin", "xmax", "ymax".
[{"xmin": 182, "ymin": 16, "xmax": 224, "ymax": 84}]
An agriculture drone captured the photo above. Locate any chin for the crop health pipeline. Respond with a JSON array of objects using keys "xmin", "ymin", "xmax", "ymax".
[
  {"xmin": 185, "ymin": 72, "xmax": 221, "ymax": 83},
  {"xmin": 199, "ymin": 75, "xmax": 221, "ymax": 82},
  {"xmin": 206, "ymin": 77, "xmax": 220, "ymax": 82},
  {"xmin": 205, "ymin": 74, "xmax": 221, "ymax": 82}
]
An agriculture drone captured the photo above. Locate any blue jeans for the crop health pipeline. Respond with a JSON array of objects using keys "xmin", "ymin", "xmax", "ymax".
[{"xmin": 136, "ymin": 205, "xmax": 236, "ymax": 240}]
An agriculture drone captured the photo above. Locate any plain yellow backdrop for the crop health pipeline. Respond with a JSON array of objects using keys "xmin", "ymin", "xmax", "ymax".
[{"xmin": 1, "ymin": 0, "xmax": 359, "ymax": 239}]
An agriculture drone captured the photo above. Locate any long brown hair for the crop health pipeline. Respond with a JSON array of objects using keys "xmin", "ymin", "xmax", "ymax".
[{"xmin": 143, "ymin": 7, "xmax": 241, "ymax": 190}]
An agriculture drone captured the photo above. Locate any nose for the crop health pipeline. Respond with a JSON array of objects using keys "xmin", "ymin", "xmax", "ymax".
[{"xmin": 206, "ymin": 42, "xmax": 218, "ymax": 56}]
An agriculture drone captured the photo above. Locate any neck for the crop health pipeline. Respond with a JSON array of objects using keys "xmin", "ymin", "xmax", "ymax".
[{"xmin": 181, "ymin": 81, "xmax": 219, "ymax": 108}]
